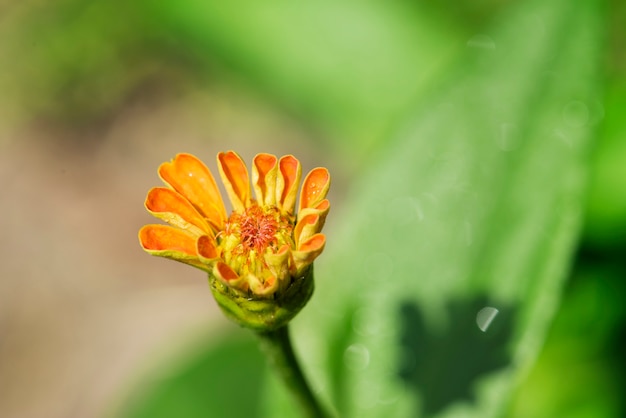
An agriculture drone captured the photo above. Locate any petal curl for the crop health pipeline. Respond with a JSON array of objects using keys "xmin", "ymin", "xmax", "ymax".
[
  {"xmin": 158, "ymin": 153, "xmax": 226, "ymax": 230},
  {"xmin": 249, "ymin": 274, "xmax": 279, "ymax": 296},
  {"xmin": 297, "ymin": 199, "xmax": 330, "ymax": 233},
  {"xmin": 213, "ymin": 261, "xmax": 248, "ymax": 289},
  {"xmin": 299, "ymin": 167, "xmax": 330, "ymax": 213},
  {"xmin": 276, "ymin": 155, "xmax": 302, "ymax": 215},
  {"xmin": 197, "ymin": 235, "xmax": 220, "ymax": 263},
  {"xmin": 145, "ymin": 187, "xmax": 211, "ymax": 237},
  {"xmin": 293, "ymin": 214, "xmax": 321, "ymax": 249},
  {"xmin": 292, "ymin": 233, "xmax": 326, "ymax": 273},
  {"xmin": 264, "ymin": 244, "xmax": 291, "ymax": 289},
  {"xmin": 252, "ymin": 153, "xmax": 278, "ymax": 206},
  {"xmin": 218, "ymin": 151, "xmax": 251, "ymax": 213}
]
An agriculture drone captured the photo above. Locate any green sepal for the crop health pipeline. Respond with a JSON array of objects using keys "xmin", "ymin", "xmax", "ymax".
[{"xmin": 208, "ymin": 266, "xmax": 315, "ymax": 331}]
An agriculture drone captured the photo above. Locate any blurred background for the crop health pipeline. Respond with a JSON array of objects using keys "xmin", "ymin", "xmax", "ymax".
[{"xmin": 0, "ymin": 0, "xmax": 624, "ymax": 417}]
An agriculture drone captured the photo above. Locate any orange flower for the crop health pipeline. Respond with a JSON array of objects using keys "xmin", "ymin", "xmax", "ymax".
[{"xmin": 139, "ymin": 151, "xmax": 330, "ymax": 298}]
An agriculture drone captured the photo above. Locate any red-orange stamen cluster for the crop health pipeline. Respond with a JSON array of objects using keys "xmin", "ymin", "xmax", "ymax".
[{"xmin": 236, "ymin": 205, "xmax": 278, "ymax": 253}]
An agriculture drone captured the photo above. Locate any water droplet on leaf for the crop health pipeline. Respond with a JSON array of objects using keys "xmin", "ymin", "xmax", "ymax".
[
  {"xmin": 344, "ymin": 344, "xmax": 370, "ymax": 371},
  {"xmin": 476, "ymin": 306, "xmax": 499, "ymax": 332}
]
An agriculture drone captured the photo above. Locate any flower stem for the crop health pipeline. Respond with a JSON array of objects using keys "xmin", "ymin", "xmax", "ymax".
[{"xmin": 257, "ymin": 325, "xmax": 331, "ymax": 418}]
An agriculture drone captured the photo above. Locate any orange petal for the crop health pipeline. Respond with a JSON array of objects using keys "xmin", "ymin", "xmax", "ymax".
[
  {"xmin": 249, "ymin": 274, "xmax": 279, "ymax": 296},
  {"xmin": 297, "ymin": 199, "xmax": 330, "ymax": 234},
  {"xmin": 213, "ymin": 262, "xmax": 248, "ymax": 289},
  {"xmin": 298, "ymin": 233, "xmax": 326, "ymax": 253},
  {"xmin": 299, "ymin": 167, "xmax": 330, "ymax": 213},
  {"xmin": 276, "ymin": 155, "xmax": 302, "ymax": 215},
  {"xmin": 145, "ymin": 187, "xmax": 211, "ymax": 237},
  {"xmin": 314, "ymin": 199, "xmax": 330, "ymax": 212},
  {"xmin": 217, "ymin": 151, "xmax": 250, "ymax": 213},
  {"xmin": 158, "ymin": 153, "xmax": 226, "ymax": 231},
  {"xmin": 139, "ymin": 224, "xmax": 196, "ymax": 254},
  {"xmin": 138, "ymin": 225, "xmax": 210, "ymax": 272},
  {"xmin": 252, "ymin": 153, "xmax": 278, "ymax": 206},
  {"xmin": 292, "ymin": 233, "xmax": 326, "ymax": 272},
  {"xmin": 293, "ymin": 213, "xmax": 320, "ymax": 248},
  {"xmin": 197, "ymin": 235, "xmax": 220, "ymax": 263}
]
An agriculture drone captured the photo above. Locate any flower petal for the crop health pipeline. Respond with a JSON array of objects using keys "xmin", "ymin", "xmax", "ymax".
[
  {"xmin": 248, "ymin": 274, "xmax": 279, "ymax": 296},
  {"xmin": 252, "ymin": 153, "xmax": 278, "ymax": 206},
  {"xmin": 138, "ymin": 225, "xmax": 209, "ymax": 272},
  {"xmin": 297, "ymin": 199, "xmax": 330, "ymax": 234},
  {"xmin": 217, "ymin": 151, "xmax": 251, "ymax": 213},
  {"xmin": 145, "ymin": 187, "xmax": 212, "ymax": 237},
  {"xmin": 158, "ymin": 153, "xmax": 226, "ymax": 230},
  {"xmin": 276, "ymin": 155, "xmax": 302, "ymax": 215},
  {"xmin": 292, "ymin": 233, "xmax": 326, "ymax": 273},
  {"xmin": 213, "ymin": 261, "xmax": 248, "ymax": 289},
  {"xmin": 264, "ymin": 244, "xmax": 291, "ymax": 288},
  {"xmin": 299, "ymin": 167, "xmax": 330, "ymax": 213},
  {"xmin": 293, "ymin": 214, "xmax": 321, "ymax": 249},
  {"xmin": 197, "ymin": 235, "xmax": 220, "ymax": 263},
  {"xmin": 139, "ymin": 224, "xmax": 196, "ymax": 254}
]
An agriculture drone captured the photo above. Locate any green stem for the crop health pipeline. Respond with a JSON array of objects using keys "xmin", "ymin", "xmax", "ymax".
[{"xmin": 257, "ymin": 325, "xmax": 331, "ymax": 418}]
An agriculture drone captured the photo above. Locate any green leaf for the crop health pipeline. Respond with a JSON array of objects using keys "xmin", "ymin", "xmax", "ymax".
[
  {"xmin": 141, "ymin": 0, "xmax": 466, "ymax": 153},
  {"xmin": 119, "ymin": 332, "xmax": 266, "ymax": 418},
  {"xmin": 584, "ymin": 80, "xmax": 626, "ymax": 247},
  {"xmin": 509, "ymin": 264, "xmax": 626, "ymax": 418},
  {"xmin": 261, "ymin": 0, "xmax": 604, "ymax": 416}
]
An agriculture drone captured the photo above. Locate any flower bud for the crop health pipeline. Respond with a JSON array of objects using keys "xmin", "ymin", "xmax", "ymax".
[{"xmin": 139, "ymin": 151, "xmax": 330, "ymax": 330}]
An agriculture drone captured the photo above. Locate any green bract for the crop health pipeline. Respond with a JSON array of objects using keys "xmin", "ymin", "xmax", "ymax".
[{"xmin": 209, "ymin": 266, "xmax": 315, "ymax": 331}]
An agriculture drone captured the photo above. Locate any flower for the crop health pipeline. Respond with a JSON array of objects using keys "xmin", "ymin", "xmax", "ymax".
[{"xmin": 139, "ymin": 151, "xmax": 330, "ymax": 330}]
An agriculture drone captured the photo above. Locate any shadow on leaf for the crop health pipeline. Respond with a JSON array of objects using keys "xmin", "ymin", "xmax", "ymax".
[{"xmin": 397, "ymin": 296, "xmax": 515, "ymax": 416}]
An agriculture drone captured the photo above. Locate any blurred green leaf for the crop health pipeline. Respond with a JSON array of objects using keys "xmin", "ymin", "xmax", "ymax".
[
  {"xmin": 261, "ymin": 0, "xmax": 604, "ymax": 416},
  {"xmin": 142, "ymin": 0, "xmax": 466, "ymax": 155},
  {"xmin": 584, "ymin": 80, "xmax": 626, "ymax": 247},
  {"xmin": 509, "ymin": 263, "xmax": 626, "ymax": 418},
  {"xmin": 121, "ymin": 332, "xmax": 265, "ymax": 418}
]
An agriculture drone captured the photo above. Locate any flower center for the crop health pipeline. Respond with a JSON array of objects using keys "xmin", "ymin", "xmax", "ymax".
[
  {"xmin": 221, "ymin": 203, "xmax": 292, "ymax": 261},
  {"xmin": 238, "ymin": 205, "xmax": 278, "ymax": 253},
  {"xmin": 219, "ymin": 203, "xmax": 293, "ymax": 280}
]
